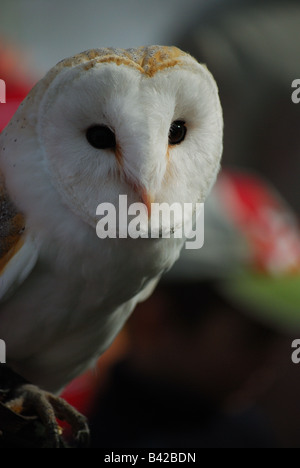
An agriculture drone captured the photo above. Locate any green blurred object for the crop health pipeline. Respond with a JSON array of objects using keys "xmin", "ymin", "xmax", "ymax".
[{"xmin": 221, "ymin": 272, "xmax": 300, "ymax": 333}]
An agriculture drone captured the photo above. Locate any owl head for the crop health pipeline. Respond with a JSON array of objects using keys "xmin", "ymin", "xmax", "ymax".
[{"xmin": 1, "ymin": 46, "xmax": 223, "ymax": 237}]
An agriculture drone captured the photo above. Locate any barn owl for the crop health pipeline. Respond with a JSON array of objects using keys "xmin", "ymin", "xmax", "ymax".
[{"xmin": 0, "ymin": 46, "xmax": 223, "ymax": 443}]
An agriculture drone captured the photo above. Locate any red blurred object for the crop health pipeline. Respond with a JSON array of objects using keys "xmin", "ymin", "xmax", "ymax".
[
  {"xmin": 217, "ymin": 171, "xmax": 300, "ymax": 275},
  {"xmin": 0, "ymin": 39, "xmax": 35, "ymax": 131}
]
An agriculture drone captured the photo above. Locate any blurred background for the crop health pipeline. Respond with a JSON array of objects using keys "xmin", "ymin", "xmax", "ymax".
[{"xmin": 1, "ymin": 0, "xmax": 300, "ymax": 448}]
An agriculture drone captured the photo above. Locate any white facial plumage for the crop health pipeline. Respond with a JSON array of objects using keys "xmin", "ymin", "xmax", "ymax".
[{"xmin": 0, "ymin": 46, "xmax": 223, "ymax": 392}]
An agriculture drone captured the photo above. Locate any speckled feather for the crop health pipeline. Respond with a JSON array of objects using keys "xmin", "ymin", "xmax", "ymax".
[{"xmin": 0, "ymin": 172, "xmax": 25, "ymax": 273}]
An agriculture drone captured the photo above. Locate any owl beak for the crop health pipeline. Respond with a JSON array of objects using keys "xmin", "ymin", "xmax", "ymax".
[
  {"xmin": 141, "ymin": 188, "xmax": 154, "ymax": 218},
  {"xmin": 125, "ymin": 173, "xmax": 154, "ymax": 218}
]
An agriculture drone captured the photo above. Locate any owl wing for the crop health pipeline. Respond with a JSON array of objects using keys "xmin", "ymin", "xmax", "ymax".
[{"xmin": 0, "ymin": 172, "xmax": 38, "ymax": 302}]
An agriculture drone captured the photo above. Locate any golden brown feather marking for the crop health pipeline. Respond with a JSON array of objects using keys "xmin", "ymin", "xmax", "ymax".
[
  {"xmin": 0, "ymin": 171, "xmax": 25, "ymax": 274},
  {"xmin": 0, "ymin": 238, "xmax": 24, "ymax": 274},
  {"xmin": 95, "ymin": 47, "xmax": 184, "ymax": 77},
  {"xmin": 56, "ymin": 46, "xmax": 187, "ymax": 78},
  {"xmin": 140, "ymin": 46, "xmax": 184, "ymax": 77}
]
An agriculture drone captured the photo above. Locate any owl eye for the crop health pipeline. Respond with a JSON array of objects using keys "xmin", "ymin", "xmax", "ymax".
[
  {"xmin": 86, "ymin": 125, "xmax": 116, "ymax": 150},
  {"xmin": 168, "ymin": 120, "xmax": 187, "ymax": 145}
]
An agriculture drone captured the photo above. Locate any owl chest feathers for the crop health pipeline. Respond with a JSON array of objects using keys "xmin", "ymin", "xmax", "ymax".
[{"xmin": 0, "ymin": 212, "xmax": 181, "ymax": 390}]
